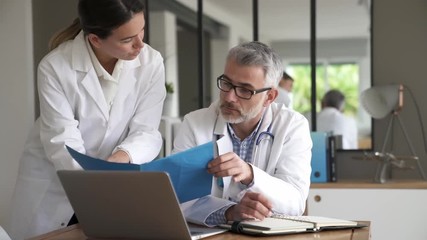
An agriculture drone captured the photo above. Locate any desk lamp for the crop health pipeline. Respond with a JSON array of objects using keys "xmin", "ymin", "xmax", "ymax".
[{"xmin": 360, "ymin": 84, "xmax": 426, "ymax": 183}]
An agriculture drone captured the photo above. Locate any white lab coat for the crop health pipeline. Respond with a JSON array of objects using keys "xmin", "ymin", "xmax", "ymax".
[
  {"xmin": 173, "ymin": 101, "xmax": 312, "ymax": 226},
  {"xmin": 8, "ymin": 31, "xmax": 165, "ymax": 239},
  {"xmin": 317, "ymin": 107, "xmax": 358, "ymax": 149},
  {"xmin": 275, "ymin": 88, "xmax": 293, "ymax": 109}
]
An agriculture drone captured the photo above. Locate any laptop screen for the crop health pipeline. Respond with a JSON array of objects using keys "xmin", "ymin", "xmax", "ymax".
[{"xmin": 57, "ymin": 170, "xmax": 222, "ymax": 239}]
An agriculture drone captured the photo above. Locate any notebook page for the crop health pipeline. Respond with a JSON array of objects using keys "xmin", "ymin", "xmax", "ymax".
[
  {"xmin": 271, "ymin": 215, "xmax": 358, "ymax": 229},
  {"xmin": 239, "ymin": 218, "xmax": 314, "ymax": 231}
]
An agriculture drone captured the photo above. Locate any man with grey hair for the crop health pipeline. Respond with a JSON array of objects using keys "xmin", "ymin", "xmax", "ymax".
[
  {"xmin": 317, "ymin": 90, "xmax": 358, "ymax": 149},
  {"xmin": 173, "ymin": 42, "xmax": 312, "ymax": 226}
]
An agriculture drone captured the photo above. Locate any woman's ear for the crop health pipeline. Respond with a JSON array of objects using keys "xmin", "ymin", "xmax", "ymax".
[
  {"xmin": 87, "ymin": 33, "xmax": 102, "ymax": 49},
  {"xmin": 264, "ymin": 88, "xmax": 278, "ymax": 107}
]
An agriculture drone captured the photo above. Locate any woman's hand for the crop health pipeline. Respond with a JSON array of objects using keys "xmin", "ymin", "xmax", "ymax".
[{"xmin": 107, "ymin": 150, "xmax": 130, "ymax": 163}]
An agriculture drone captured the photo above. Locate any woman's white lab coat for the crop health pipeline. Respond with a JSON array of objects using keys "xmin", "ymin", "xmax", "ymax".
[
  {"xmin": 173, "ymin": 101, "xmax": 312, "ymax": 225},
  {"xmin": 8, "ymin": 31, "xmax": 165, "ymax": 239}
]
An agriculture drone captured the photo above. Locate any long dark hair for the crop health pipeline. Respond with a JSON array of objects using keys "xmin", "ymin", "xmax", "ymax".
[{"xmin": 49, "ymin": 0, "xmax": 145, "ymax": 50}]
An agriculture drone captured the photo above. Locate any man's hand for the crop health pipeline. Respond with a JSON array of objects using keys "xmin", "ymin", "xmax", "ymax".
[
  {"xmin": 107, "ymin": 150, "xmax": 130, "ymax": 163},
  {"xmin": 207, "ymin": 152, "xmax": 253, "ymax": 185},
  {"xmin": 225, "ymin": 192, "xmax": 272, "ymax": 221}
]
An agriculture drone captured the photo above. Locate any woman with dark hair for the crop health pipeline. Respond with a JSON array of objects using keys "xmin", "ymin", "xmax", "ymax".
[{"xmin": 8, "ymin": 0, "xmax": 165, "ymax": 238}]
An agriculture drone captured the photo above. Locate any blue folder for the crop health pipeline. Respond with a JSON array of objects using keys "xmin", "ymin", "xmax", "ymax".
[{"xmin": 66, "ymin": 142, "xmax": 214, "ymax": 203}]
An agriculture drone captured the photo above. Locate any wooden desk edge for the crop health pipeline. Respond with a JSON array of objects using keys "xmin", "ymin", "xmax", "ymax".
[
  {"xmin": 28, "ymin": 221, "xmax": 370, "ymax": 240},
  {"xmin": 28, "ymin": 225, "xmax": 82, "ymax": 240}
]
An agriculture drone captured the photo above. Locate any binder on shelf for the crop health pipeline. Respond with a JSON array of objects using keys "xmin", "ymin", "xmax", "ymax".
[
  {"xmin": 310, "ymin": 132, "xmax": 338, "ymax": 182},
  {"xmin": 328, "ymin": 135, "xmax": 338, "ymax": 182},
  {"xmin": 310, "ymin": 132, "xmax": 329, "ymax": 183}
]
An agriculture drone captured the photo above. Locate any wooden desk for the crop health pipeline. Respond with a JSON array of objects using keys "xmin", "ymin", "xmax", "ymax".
[{"xmin": 29, "ymin": 222, "xmax": 370, "ymax": 240}]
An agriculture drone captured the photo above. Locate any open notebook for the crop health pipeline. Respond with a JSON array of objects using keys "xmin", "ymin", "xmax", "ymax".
[{"xmin": 219, "ymin": 215, "xmax": 364, "ymax": 236}]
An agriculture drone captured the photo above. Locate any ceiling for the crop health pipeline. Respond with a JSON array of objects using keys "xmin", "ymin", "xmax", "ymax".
[{"xmin": 196, "ymin": 0, "xmax": 371, "ymax": 41}]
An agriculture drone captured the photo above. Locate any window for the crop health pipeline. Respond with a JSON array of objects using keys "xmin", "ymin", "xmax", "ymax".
[{"xmin": 289, "ymin": 62, "xmax": 359, "ymax": 117}]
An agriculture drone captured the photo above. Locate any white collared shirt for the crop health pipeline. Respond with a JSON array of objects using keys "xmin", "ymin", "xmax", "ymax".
[{"xmin": 85, "ymin": 38, "xmax": 123, "ymax": 111}]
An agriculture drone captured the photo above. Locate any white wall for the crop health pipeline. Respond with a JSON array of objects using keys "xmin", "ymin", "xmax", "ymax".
[
  {"xmin": 0, "ymin": 0, "xmax": 77, "ymax": 230},
  {"xmin": 0, "ymin": 0, "xmax": 34, "ymax": 227},
  {"xmin": 149, "ymin": 11, "xmax": 180, "ymax": 117},
  {"xmin": 336, "ymin": 0, "xmax": 427, "ymax": 180},
  {"xmin": 372, "ymin": 0, "xmax": 427, "ymax": 179}
]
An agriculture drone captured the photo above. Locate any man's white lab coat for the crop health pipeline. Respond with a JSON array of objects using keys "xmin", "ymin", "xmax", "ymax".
[{"xmin": 173, "ymin": 101, "xmax": 312, "ymax": 226}]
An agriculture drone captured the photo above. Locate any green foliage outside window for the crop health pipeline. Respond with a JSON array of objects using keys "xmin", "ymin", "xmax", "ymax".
[{"xmin": 288, "ymin": 63, "xmax": 359, "ymax": 117}]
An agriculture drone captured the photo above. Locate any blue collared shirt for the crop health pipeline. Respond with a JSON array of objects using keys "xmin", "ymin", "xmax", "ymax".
[{"xmin": 205, "ymin": 119, "xmax": 263, "ymax": 225}]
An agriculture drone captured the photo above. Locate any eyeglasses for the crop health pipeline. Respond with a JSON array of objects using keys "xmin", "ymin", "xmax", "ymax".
[{"xmin": 216, "ymin": 75, "xmax": 271, "ymax": 100}]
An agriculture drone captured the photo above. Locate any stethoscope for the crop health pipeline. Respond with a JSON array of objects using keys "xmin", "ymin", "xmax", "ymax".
[
  {"xmin": 255, "ymin": 123, "xmax": 274, "ymax": 146},
  {"xmin": 252, "ymin": 123, "xmax": 274, "ymax": 167}
]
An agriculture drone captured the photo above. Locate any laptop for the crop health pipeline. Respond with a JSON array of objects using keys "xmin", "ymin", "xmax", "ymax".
[{"xmin": 57, "ymin": 170, "xmax": 226, "ymax": 239}]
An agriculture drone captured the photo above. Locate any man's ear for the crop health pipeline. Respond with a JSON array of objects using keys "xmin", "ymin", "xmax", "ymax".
[
  {"xmin": 87, "ymin": 33, "xmax": 102, "ymax": 49},
  {"xmin": 264, "ymin": 88, "xmax": 278, "ymax": 107}
]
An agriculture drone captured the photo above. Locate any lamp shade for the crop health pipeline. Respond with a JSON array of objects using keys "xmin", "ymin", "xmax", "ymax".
[{"xmin": 360, "ymin": 84, "xmax": 401, "ymax": 119}]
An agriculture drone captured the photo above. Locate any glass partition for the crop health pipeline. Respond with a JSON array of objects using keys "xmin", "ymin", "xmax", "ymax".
[
  {"xmin": 148, "ymin": 0, "xmax": 372, "ymax": 150},
  {"xmin": 316, "ymin": 0, "xmax": 371, "ymax": 149},
  {"xmin": 259, "ymin": 0, "xmax": 311, "ymax": 128},
  {"xmin": 259, "ymin": 0, "xmax": 371, "ymax": 150}
]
